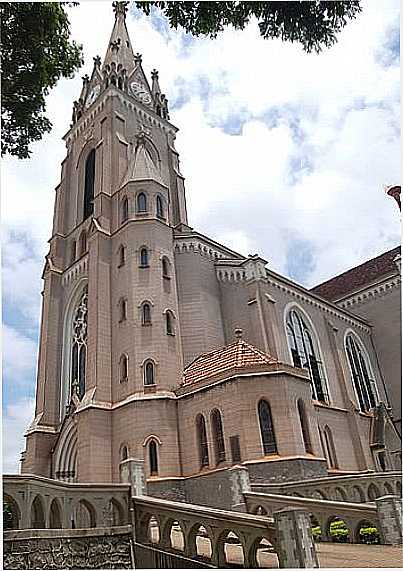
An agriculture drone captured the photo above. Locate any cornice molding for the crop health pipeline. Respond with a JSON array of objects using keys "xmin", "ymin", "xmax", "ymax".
[
  {"xmin": 62, "ymin": 254, "xmax": 89, "ymax": 287},
  {"xmin": 338, "ymin": 275, "xmax": 401, "ymax": 310},
  {"xmin": 64, "ymin": 87, "xmax": 177, "ymax": 148},
  {"xmin": 266, "ymin": 274, "xmax": 371, "ymax": 333},
  {"xmin": 173, "ymin": 234, "xmax": 243, "ymax": 262}
]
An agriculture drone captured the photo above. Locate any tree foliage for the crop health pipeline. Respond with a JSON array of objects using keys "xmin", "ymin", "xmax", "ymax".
[
  {"xmin": 1, "ymin": 3, "xmax": 83, "ymax": 159},
  {"xmin": 135, "ymin": 1, "xmax": 362, "ymax": 52}
]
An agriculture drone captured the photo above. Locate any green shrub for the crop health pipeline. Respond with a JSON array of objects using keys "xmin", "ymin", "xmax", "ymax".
[
  {"xmin": 3, "ymin": 502, "xmax": 13, "ymax": 530},
  {"xmin": 359, "ymin": 526, "xmax": 380, "ymax": 545},
  {"xmin": 329, "ymin": 519, "xmax": 349, "ymax": 543},
  {"xmin": 311, "ymin": 525, "xmax": 322, "ymax": 542}
]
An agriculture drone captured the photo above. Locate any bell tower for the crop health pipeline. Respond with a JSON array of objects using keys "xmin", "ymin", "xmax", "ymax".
[{"xmin": 21, "ymin": 1, "xmax": 187, "ymax": 482}]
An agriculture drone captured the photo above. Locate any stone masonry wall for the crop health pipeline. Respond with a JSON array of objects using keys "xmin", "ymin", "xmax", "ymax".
[
  {"xmin": 247, "ymin": 457, "xmax": 328, "ymax": 484},
  {"xmin": 4, "ymin": 527, "xmax": 134, "ymax": 570},
  {"xmin": 147, "ymin": 466, "xmax": 250, "ymax": 510}
]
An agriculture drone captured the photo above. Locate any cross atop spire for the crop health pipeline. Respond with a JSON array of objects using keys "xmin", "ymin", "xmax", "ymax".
[{"xmin": 112, "ymin": 1, "xmax": 129, "ymax": 18}]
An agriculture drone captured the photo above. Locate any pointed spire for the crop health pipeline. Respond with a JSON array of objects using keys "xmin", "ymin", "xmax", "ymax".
[
  {"xmin": 120, "ymin": 129, "xmax": 165, "ymax": 188},
  {"xmin": 103, "ymin": 1, "xmax": 135, "ymax": 76}
]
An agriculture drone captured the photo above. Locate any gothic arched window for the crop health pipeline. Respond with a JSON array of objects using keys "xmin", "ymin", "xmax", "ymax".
[
  {"xmin": 286, "ymin": 308, "xmax": 328, "ymax": 403},
  {"xmin": 211, "ymin": 409, "xmax": 225, "ymax": 464},
  {"xmin": 297, "ymin": 399, "xmax": 312, "ymax": 454},
  {"xmin": 142, "ymin": 302, "xmax": 152, "ymax": 325},
  {"xmin": 83, "ymin": 149, "xmax": 95, "ymax": 220},
  {"xmin": 149, "ymin": 440, "xmax": 158, "ymax": 475},
  {"xmin": 345, "ymin": 333, "xmax": 378, "ymax": 412},
  {"xmin": 121, "ymin": 197, "xmax": 129, "ymax": 223},
  {"xmin": 137, "ymin": 192, "xmax": 147, "ymax": 213},
  {"xmin": 156, "ymin": 195, "xmax": 164, "ymax": 218},
  {"xmin": 119, "ymin": 354, "xmax": 128, "ymax": 382},
  {"xmin": 258, "ymin": 399, "xmax": 277, "ymax": 455},
  {"xmin": 166, "ymin": 310, "xmax": 174, "ymax": 335},
  {"xmin": 196, "ymin": 414, "xmax": 209, "ymax": 468},
  {"xmin": 70, "ymin": 287, "xmax": 88, "ymax": 400},
  {"xmin": 140, "ymin": 247, "xmax": 149, "ymax": 267},
  {"xmin": 323, "ymin": 425, "xmax": 338, "ymax": 469},
  {"xmin": 144, "ymin": 361, "xmax": 155, "ymax": 386}
]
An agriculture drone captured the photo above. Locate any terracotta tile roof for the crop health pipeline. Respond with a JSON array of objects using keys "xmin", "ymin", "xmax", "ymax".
[
  {"xmin": 183, "ymin": 337, "xmax": 277, "ymax": 386},
  {"xmin": 311, "ymin": 246, "xmax": 400, "ymax": 302}
]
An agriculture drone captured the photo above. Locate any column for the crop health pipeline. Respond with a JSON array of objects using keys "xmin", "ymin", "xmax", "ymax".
[{"xmin": 273, "ymin": 507, "xmax": 319, "ymax": 568}]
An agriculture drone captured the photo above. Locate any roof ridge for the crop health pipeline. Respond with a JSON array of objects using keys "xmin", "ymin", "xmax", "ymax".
[
  {"xmin": 182, "ymin": 338, "xmax": 277, "ymax": 386},
  {"xmin": 312, "ymin": 246, "xmax": 401, "ymax": 290}
]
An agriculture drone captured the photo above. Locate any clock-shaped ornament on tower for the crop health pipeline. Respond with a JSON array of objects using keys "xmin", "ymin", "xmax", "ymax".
[{"xmin": 130, "ymin": 81, "xmax": 152, "ymax": 105}]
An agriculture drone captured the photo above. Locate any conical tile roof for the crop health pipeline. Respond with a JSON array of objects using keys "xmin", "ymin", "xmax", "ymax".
[{"xmin": 183, "ymin": 336, "xmax": 277, "ymax": 386}]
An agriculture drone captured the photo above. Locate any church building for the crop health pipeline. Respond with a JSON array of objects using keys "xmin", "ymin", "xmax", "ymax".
[{"xmin": 21, "ymin": 2, "xmax": 401, "ymax": 492}]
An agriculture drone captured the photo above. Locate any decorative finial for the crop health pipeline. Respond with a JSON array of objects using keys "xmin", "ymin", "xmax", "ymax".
[
  {"xmin": 113, "ymin": 1, "xmax": 129, "ymax": 18},
  {"xmin": 384, "ymin": 185, "xmax": 401, "ymax": 211},
  {"xmin": 234, "ymin": 328, "xmax": 243, "ymax": 340},
  {"xmin": 151, "ymin": 69, "xmax": 159, "ymax": 80},
  {"xmin": 93, "ymin": 55, "xmax": 101, "ymax": 67},
  {"xmin": 111, "ymin": 38, "xmax": 121, "ymax": 53},
  {"xmin": 82, "ymin": 74, "xmax": 89, "ymax": 85},
  {"xmin": 134, "ymin": 53, "xmax": 142, "ymax": 65}
]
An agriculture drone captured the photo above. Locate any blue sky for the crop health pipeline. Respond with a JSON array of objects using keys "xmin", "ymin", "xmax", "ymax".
[{"xmin": 2, "ymin": 1, "xmax": 400, "ymax": 472}]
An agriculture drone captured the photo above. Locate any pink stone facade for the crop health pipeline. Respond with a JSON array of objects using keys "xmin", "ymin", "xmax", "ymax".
[{"xmin": 21, "ymin": 5, "xmax": 401, "ymax": 487}]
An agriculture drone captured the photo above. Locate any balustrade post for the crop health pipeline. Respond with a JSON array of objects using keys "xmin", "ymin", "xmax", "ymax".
[
  {"xmin": 375, "ymin": 495, "xmax": 403, "ymax": 545},
  {"xmin": 119, "ymin": 458, "xmax": 146, "ymax": 497},
  {"xmin": 273, "ymin": 507, "xmax": 319, "ymax": 568},
  {"xmin": 229, "ymin": 465, "xmax": 251, "ymax": 512}
]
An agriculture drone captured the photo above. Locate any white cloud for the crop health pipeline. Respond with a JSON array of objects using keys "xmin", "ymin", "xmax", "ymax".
[
  {"xmin": 1, "ymin": 0, "xmax": 400, "ymax": 454},
  {"xmin": 2, "ymin": 398, "xmax": 36, "ymax": 473},
  {"xmin": 2, "ymin": 325, "xmax": 38, "ymax": 384}
]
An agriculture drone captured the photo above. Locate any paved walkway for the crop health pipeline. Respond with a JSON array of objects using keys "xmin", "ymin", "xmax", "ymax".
[
  {"xmin": 190, "ymin": 534, "xmax": 403, "ymax": 568},
  {"xmin": 170, "ymin": 529, "xmax": 403, "ymax": 568},
  {"xmin": 316, "ymin": 543, "xmax": 403, "ymax": 568}
]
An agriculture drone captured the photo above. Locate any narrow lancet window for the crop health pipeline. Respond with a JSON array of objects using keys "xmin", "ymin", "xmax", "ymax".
[
  {"xmin": 345, "ymin": 333, "xmax": 377, "ymax": 412},
  {"xmin": 156, "ymin": 195, "xmax": 164, "ymax": 218},
  {"xmin": 140, "ymin": 248, "xmax": 149, "ymax": 267},
  {"xmin": 196, "ymin": 414, "xmax": 209, "ymax": 468},
  {"xmin": 166, "ymin": 311, "xmax": 174, "ymax": 335},
  {"xmin": 144, "ymin": 361, "xmax": 155, "ymax": 386},
  {"xmin": 142, "ymin": 303, "xmax": 152, "ymax": 325},
  {"xmin": 211, "ymin": 409, "xmax": 226, "ymax": 464},
  {"xmin": 162, "ymin": 257, "xmax": 170, "ymax": 278},
  {"xmin": 118, "ymin": 245, "xmax": 125, "ymax": 267},
  {"xmin": 137, "ymin": 192, "xmax": 147, "ymax": 213},
  {"xmin": 70, "ymin": 287, "xmax": 88, "ymax": 400},
  {"xmin": 149, "ymin": 440, "xmax": 158, "ymax": 475},
  {"xmin": 323, "ymin": 425, "xmax": 338, "ymax": 469},
  {"xmin": 298, "ymin": 399, "xmax": 312, "ymax": 454},
  {"xmin": 83, "ymin": 149, "xmax": 96, "ymax": 220},
  {"xmin": 121, "ymin": 197, "xmax": 129, "ymax": 223},
  {"xmin": 119, "ymin": 299, "xmax": 127, "ymax": 322},
  {"xmin": 286, "ymin": 309, "xmax": 328, "ymax": 403},
  {"xmin": 258, "ymin": 399, "xmax": 277, "ymax": 455},
  {"xmin": 120, "ymin": 354, "xmax": 128, "ymax": 382}
]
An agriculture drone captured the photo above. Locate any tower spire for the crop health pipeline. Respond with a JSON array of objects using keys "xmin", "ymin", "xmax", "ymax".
[{"xmin": 103, "ymin": 1, "xmax": 136, "ymax": 76}]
